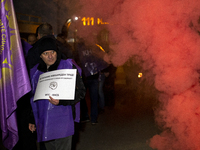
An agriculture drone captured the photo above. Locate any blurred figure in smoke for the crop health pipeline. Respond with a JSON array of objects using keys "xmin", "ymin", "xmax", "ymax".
[
  {"xmin": 56, "ymin": 33, "xmax": 74, "ymax": 59},
  {"xmin": 103, "ymin": 64, "xmax": 117, "ymax": 107},
  {"xmin": 96, "ymin": 29, "xmax": 116, "ymax": 109},
  {"xmin": 74, "ymin": 36, "xmax": 108, "ymax": 125},
  {"xmin": 123, "ymin": 57, "xmax": 142, "ymax": 99},
  {"xmin": 75, "ymin": 38, "xmax": 99, "ymax": 125},
  {"xmin": 56, "ymin": 19, "xmax": 74, "ymax": 60}
]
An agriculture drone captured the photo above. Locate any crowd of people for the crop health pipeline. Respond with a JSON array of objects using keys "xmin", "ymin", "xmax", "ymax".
[{"xmin": 11, "ymin": 22, "xmax": 117, "ymax": 150}]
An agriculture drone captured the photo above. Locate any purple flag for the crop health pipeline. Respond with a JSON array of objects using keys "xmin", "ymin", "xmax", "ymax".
[{"xmin": 0, "ymin": 0, "xmax": 31, "ymax": 149}]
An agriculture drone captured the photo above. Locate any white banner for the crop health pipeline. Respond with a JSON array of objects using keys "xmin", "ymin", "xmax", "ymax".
[{"xmin": 33, "ymin": 69, "xmax": 76, "ymax": 101}]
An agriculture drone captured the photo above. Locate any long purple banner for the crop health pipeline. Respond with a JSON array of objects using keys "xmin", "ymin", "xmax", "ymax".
[{"xmin": 0, "ymin": 0, "xmax": 31, "ymax": 149}]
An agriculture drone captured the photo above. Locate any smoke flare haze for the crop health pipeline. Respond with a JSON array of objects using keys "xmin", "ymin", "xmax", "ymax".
[{"xmin": 66, "ymin": 0, "xmax": 200, "ymax": 149}]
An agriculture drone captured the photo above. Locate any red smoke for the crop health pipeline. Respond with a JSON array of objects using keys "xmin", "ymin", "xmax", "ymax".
[{"xmin": 72, "ymin": 0, "xmax": 200, "ymax": 149}]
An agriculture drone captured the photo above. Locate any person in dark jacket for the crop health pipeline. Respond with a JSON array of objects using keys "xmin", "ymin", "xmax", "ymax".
[
  {"xmin": 56, "ymin": 33, "xmax": 74, "ymax": 59},
  {"xmin": 28, "ymin": 37, "xmax": 86, "ymax": 150},
  {"xmin": 12, "ymin": 39, "xmax": 37, "ymax": 150}
]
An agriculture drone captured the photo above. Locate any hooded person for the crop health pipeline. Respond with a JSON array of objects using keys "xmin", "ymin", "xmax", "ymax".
[
  {"xmin": 28, "ymin": 37, "xmax": 86, "ymax": 150},
  {"xmin": 26, "ymin": 22, "xmax": 74, "ymax": 71},
  {"xmin": 26, "ymin": 35, "xmax": 59, "ymax": 70}
]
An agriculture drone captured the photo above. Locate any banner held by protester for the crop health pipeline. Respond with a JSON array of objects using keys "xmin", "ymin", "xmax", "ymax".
[{"xmin": 0, "ymin": 0, "xmax": 31, "ymax": 149}]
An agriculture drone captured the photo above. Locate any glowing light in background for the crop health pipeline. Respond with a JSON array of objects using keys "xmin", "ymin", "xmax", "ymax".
[
  {"xmin": 81, "ymin": 17, "xmax": 94, "ymax": 26},
  {"xmin": 138, "ymin": 73, "xmax": 142, "ymax": 78},
  {"xmin": 74, "ymin": 16, "xmax": 79, "ymax": 21},
  {"xmin": 96, "ymin": 44, "xmax": 105, "ymax": 52},
  {"xmin": 81, "ymin": 17, "xmax": 109, "ymax": 26}
]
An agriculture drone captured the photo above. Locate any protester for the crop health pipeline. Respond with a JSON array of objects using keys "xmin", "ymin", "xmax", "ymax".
[
  {"xmin": 12, "ymin": 38, "xmax": 37, "ymax": 150},
  {"xmin": 104, "ymin": 64, "xmax": 117, "ymax": 107},
  {"xmin": 96, "ymin": 29, "xmax": 117, "ymax": 108},
  {"xmin": 56, "ymin": 19, "xmax": 75, "ymax": 59},
  {"xmin": 96, "ymin": 29, "xmax": 110, "ymax": 113},
  {"xmin": 27, "ymin": 33, "xmax": 37, "ymax": 45},
  {"xmin": 98, "ymin": 69, "xmax": 109, "ymax": 114},
  {"xmin": 28, "ymin": 37, "xmax": 86, "ymax": 150},
  {"xmin": 15, "ymin": 23, "xmax": 53, "ymax": 150},
  {"xmin": 25, "ymin": 22, "xmax": 80, "ymax": 150},
  {"xmin": 26, "ymin": 22, "xmax": 54, "ymax": 70},
  {"xmin": 56, "ymin": 33, "xmax": 74, "ymax": 59},
  {"xmin": 74, "ymin": 37, "xmax": 108, "ymax": 125}
]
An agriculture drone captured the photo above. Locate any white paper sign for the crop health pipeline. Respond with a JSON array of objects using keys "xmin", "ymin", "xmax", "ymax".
[{"xmin": 33, "ymin": 69, "xmax": 76, "ymax": 101}]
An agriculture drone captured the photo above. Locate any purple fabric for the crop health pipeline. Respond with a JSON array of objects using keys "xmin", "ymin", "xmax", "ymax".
[
  {"xmin": 76, "ymin": 42, "xmax": 108, "ymax": 77},
  {"xmin": 21, "ymin": 39, "xmax": 32, "ymax": 56},
  {"xmin": 0, "ymin": 0, "xmax": 31, "ymax": 149},
  {"xmin": 30, "ymin": 59, "xmax": 81, "ymax": 142}
]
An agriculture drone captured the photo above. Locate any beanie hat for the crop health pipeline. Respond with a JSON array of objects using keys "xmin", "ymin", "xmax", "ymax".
[{"xmin": 38, "ymin": 37, "xmax": 57, "ymax": 55}]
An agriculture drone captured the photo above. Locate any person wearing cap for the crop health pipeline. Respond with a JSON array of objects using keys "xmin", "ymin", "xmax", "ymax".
[{"xmin": 28, "ymin": 37, "xmax": 86, "ymax": 150}]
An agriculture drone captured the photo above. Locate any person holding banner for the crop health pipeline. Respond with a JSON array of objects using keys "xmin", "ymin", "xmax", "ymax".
[{"xmin": 28, "ymin": 36, "xmax": 85, "ymax": 150}]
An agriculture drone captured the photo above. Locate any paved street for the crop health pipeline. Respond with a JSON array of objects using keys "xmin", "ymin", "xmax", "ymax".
[
  {"xmin": 73, "ymin": 84, "xmax": 160, "ymax": 150},
  {"xmin": 1, "ymin": 79, "xmax": 160, "ymax": 150}
]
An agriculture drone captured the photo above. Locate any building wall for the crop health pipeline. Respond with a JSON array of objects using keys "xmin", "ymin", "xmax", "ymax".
[{"xmin": 13, "ymin": 0, "xmax": 71, "ymax": 35}]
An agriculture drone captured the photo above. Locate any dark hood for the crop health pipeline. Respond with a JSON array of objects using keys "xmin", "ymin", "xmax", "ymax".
[{"xmin": 37, "ymin": 50, "xmax": 62, "ymax": 72}]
